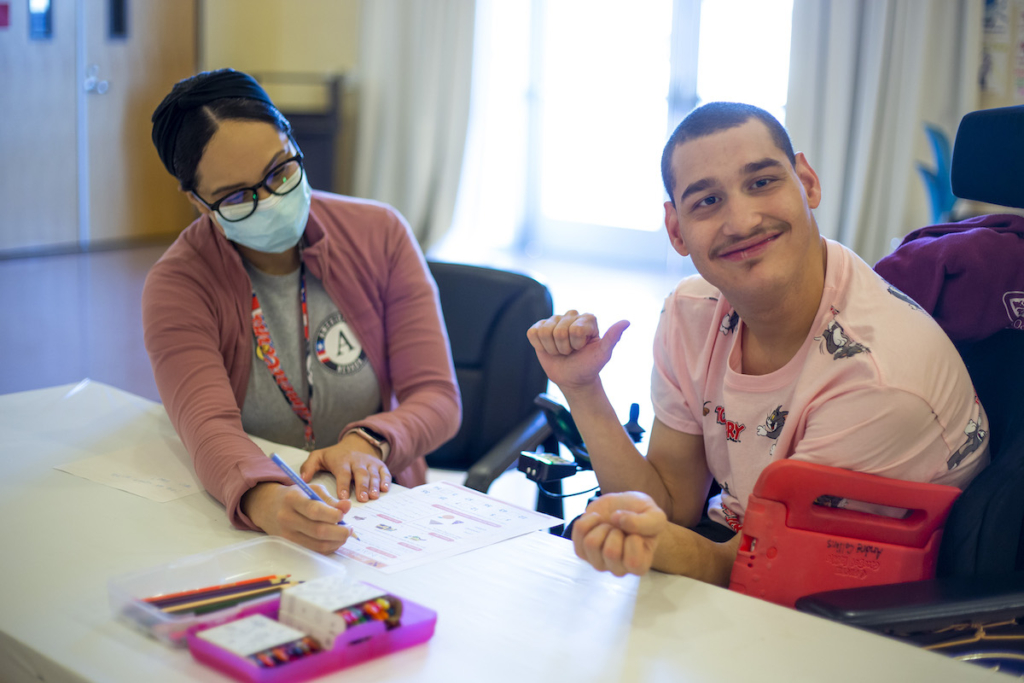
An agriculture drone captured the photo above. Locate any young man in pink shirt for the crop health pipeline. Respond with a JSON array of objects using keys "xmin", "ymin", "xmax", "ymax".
[{"xmin": 527, "ymin": 103, "xmax": 989, "ymax": 585}]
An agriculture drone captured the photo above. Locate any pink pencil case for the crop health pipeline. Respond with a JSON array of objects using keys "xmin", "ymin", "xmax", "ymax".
[{"xmin": 187, "ymin": 594, "xmax": 437, "ymax": 682}]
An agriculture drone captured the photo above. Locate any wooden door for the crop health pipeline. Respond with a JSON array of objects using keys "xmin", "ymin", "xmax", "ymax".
[
  {"xmin": 0, "ymin": 0, "xmax": 79, "ymax": 252},
  {"xmin": 84, "ymin": 0, "xmax": 197, "ymax": 243}
]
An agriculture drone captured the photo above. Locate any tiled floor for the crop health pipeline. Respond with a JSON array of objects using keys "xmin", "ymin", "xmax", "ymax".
[{"xmin": 0, "ymin": 240, "xmax": 697, "ymax": 516}]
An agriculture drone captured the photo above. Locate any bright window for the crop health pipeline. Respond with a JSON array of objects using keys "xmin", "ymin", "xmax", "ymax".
[
  {"xmin": 439, "ymin": 0, "xmax": 795, "ymax": 262},
  {"xmin": 696, "ymin": 0, "xmax": 793, "ymax": 124},
  {"xmin": 538, "ymin": 1, "xmax": 674, "ymax": 233}
]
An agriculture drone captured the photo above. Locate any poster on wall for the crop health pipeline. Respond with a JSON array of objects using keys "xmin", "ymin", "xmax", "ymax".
[
  {"xmin": 1016, "ymin": 1, "xmax": 1024, "ymax": 101},
  {"xmin": 986, "ymin": 0, "xmax": 1011, "ymax": 41},
  {"xmin": 983, "ymin": 0, "xmax": 1011, "ymax": 96},
  {"xmin": 983, "ymin": 45, "xmax": 1009, "ymax": 97}
]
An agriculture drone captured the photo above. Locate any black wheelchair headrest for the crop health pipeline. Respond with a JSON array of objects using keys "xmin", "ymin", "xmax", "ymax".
[{"xmin": 951, "ymin": 104, "xmax": 1024, "ymax": 209}]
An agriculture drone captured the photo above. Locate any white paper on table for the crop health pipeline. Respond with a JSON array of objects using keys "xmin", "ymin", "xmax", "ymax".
[
  {"xmin": 54, "ymin": 435, "xmax": 202, "ymax": 502},
  {"xmin": 337, "ymin": 481, "xmax": 561, "ymax": 573},
  {"xmin": 245, "ymin": 436, "xmax": 561, "ymax": 572},
  {"xmin": 54, "ymin": 432, "xmax": 319, "ymax": 504}
]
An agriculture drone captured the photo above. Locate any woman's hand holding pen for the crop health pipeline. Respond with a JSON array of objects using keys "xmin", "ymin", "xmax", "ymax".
[
  {"xmin": 301, "ymin": 433, "xmax": 393, "ymax": 502},
  {"xmin": 242, "ymin": 481, "xmax": 352, "ymax": 554}
]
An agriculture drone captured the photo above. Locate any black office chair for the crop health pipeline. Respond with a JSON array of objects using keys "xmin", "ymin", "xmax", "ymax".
[
  {"xmin": 795, "ymin": 106, "xmax": 1024, "ymax": 663},
  {"xmin": 425, "ymin": 261, "xmax": 557, "ymax": 493}
]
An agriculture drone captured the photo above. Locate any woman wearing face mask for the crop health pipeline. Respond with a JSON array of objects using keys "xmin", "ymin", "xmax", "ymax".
[{"xmin": 143, "ymin": 69, "xmax": 461, "ymax": 553}]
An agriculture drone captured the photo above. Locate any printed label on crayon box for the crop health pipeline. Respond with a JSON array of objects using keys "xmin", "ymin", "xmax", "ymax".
[
  {"xmin": 284, "ymin": 575, "xmax": 385, "ymax": 613},
  {"xmin": 197, "ymin": 615, "xmax": 307, "ymax": 657}
]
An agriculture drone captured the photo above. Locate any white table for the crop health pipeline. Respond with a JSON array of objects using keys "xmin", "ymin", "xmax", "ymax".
[{"xmin": 0, "ymin": 381, "xmax": 1006, "ymax": 682}]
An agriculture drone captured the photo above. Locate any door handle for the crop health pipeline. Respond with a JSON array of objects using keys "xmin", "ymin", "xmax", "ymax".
[{"xmin": 84, "ymin": 64, "xmax": 109, "ymax": 94}]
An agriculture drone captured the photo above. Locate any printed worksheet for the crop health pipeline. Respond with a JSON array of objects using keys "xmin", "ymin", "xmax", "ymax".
[{"xmin": 337, "ymin": 482, "xmax": 560, "ymax": 573}]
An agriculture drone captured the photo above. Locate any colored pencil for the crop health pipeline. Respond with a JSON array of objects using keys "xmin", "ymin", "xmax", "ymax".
[
  {"xmin": 143, "ymin": 574, "xmax": 286, "ymax": 604},
  {"xmin": 162, "ymin": 581, "xmax": 300, "ymax": 614},
  {"xmin": 190, "ymin": 590, "xmax": 291, "ymax": 616},
  {"xmin": 147, "ymin": 577, "xmax": 291, "ymax": 609}
]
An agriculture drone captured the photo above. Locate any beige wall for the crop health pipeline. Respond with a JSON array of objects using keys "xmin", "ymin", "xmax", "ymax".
[
  {"xmin": 200, "ymin": 0, "xmax": 359, "ymax": 78},
  {"xmin": 199, "ymin": 0, "xmax": 362, "ymax": 194}
]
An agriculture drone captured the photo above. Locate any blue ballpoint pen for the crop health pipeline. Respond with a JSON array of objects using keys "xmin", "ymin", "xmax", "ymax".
[{"xmin": 270, "ymin": 452, "xmax": 348, "ymax": 526}]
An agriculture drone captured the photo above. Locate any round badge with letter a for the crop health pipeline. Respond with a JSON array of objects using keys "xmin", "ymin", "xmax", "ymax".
[{"xmin": 315, "ymin": 313, "xmax": 367, "ymax": 374}]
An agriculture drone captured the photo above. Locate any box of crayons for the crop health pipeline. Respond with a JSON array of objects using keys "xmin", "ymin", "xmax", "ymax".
[
  {"xmin": 108, "ymin": 536, "xmax": 347, "ymax": 646},
  {"xmin": 186, "ymin": 575, "xmax": 437, "ymax": 682}
]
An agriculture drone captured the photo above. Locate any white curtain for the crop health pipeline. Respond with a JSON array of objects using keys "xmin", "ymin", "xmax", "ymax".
[
  {"xmin": 353, "ymin": 0, "xmax": 475, "ymax": 249},
  {"xmin": 786, "ymin": 0, "xmax": 982, "ymax": 266}
]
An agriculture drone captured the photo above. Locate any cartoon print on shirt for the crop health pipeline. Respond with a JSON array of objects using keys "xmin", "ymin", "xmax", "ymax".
[
  {"xmin": 756, "ymin": 405, "xmax": 788, "ymax": 439},
  {"xmin": 721, "ymin": 502, "xmax": 742, "ymax": 532},
  {"xmin": 714, "ymin": 405, "xmax": 746, "ymax": 442},
  {"xmin": 948, "ymin": 419, "xmax": 986, "ymax": 470},
  {"xmin": 720, "ymin": 310, "xmax": 740, "ymax": 335},
  {"xmin": 756, "ymin": 405, "xmax": 789, "ymax": 457},
  {"xmin": 815, "ymin": 308, "xmax": 870, "ymax": 360},
  {"xmin": 703, "ymin": 401, "xmax": 711, "ymax": 417},
  {"xmin": 885, "ymin": 284, "xmax": 923, "ymax": 311}
]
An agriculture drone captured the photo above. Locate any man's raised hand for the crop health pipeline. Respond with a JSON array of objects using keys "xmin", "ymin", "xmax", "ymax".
[{"xmin": 527, "ymin": 310, "xmax": 629, "ymax": 391}]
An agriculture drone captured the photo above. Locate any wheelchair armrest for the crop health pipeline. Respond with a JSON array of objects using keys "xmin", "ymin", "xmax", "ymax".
[
  {"xmin": 464, "ymin": 411, "xmax": 553, "ymax": 492},
  {"xmin": 795, "ymin": 572, "xmax": 1024, "ymax": 634}
]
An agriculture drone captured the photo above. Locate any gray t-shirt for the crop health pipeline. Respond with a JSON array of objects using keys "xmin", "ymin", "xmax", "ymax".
[{"xmin": 241, "ymin": 262, "xmax": 381, "ymax": 450}]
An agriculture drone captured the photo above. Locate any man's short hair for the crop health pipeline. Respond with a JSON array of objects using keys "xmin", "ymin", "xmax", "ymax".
[{"xmin": 661, "ymin": 102, "xmax": 797, "ymax": 205}]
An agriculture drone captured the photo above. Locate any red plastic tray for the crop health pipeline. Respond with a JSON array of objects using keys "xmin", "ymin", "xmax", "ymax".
[{"xmin": 728, "ymin": 460, "xmax": 960, "ymax": 607}]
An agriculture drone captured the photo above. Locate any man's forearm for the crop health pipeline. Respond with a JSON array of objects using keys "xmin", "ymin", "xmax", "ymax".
[
  {"xmin": 651, "ymin": 523, "xmax": 741, "ymax": 586},
  {"xmin": 561, "ymin": 379, "xmax": 672, "ymax": 510}
]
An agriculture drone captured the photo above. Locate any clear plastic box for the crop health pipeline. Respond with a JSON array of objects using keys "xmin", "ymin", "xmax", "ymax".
[{"xmin": 108, "ymin": 536, "xmax": 347, "ymax": 647}]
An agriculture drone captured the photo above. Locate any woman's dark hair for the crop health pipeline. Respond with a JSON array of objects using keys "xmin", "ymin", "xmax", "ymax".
[
  {"xmin": 171, "ymin": 98, "xmax": 292, "ymax": 193},
  {"xmin": 151, "ymin": 69, "xmax": 292, "ymax": 193}
]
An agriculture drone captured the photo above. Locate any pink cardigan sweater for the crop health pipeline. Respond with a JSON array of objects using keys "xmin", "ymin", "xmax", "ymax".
[{"xmin": 142, "ymin": 191, "xmax": 461, "ymax": 529}]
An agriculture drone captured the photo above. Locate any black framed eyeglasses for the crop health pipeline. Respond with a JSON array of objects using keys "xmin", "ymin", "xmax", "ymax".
[{"xmin": 195, "ymin": 153, "xmax": 305, "ymax": 223}]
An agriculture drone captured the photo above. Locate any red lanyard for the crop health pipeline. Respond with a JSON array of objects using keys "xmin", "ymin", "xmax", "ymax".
[{"xmin": 250, "ymin": 265, "xmax": 315, "ymax": 449}]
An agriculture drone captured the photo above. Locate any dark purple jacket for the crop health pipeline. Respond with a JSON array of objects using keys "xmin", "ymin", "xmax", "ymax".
[{"xmin": 874, "ymin": 214, "xmax": 1024, "ymax": 343}]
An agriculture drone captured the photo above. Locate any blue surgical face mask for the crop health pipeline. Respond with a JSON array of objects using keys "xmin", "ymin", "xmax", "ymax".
[{"xmin": 214, "ymin": 176, "xmax": 312, "ymax": 253}]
